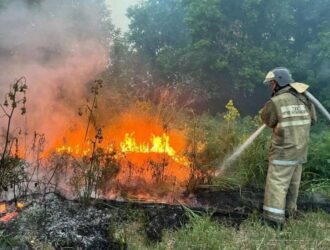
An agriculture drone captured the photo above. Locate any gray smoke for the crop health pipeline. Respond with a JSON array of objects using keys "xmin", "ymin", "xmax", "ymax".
[{"xmin": 0, "ymin": 0, "xmax": 110, "ymax": 152}]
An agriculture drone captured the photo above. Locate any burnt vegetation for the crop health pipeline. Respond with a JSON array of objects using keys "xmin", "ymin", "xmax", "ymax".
[{"xmin": 0, "ymin": 0, "xmax": 329, "ymax": 249}]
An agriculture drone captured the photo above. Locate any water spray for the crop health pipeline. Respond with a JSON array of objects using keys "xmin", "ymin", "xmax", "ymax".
[
  {"xmin": 215, "ymin": 87, "xmax": 330, "ymax": 177},
  {"xmin": 214, "ymin": 124, "xmax": 266, "ymax": 176}
]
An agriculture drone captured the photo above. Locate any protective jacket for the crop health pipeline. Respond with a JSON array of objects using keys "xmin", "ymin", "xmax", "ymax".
[{"xmin": 261, "ymin": 85, "xmax": 317, "ymax": 165}]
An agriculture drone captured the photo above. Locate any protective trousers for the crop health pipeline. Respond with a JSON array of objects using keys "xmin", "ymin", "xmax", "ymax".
[{"xmin": 263, "ymin": 163, "xmax": 302, "ymax": 223}]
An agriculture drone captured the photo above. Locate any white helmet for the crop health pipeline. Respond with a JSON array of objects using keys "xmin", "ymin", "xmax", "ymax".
[{"xmin": 263, "ymin": 67, "xmax": 294, "ymax": 86}]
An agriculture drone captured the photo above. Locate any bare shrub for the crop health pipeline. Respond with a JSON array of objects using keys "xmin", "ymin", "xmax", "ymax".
[{"xmin": 0, "ymin": 77, "xmax": 28, "ymax": 196}]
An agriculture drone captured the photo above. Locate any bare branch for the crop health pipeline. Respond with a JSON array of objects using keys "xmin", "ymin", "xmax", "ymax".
[{"xmin": 0, "ymin": 104, "xmax": 9, "ymax": 117}]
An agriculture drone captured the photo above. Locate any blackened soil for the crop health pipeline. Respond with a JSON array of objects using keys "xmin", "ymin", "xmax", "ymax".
[
  {"xmin": 96, "ymin": 199, "xmax": 189, "ymax": 242},
  {"xmin": 1, "ymin": 190, "xmax": 329, "ymax": 248},
  {"xmin": 194, "ymin": 187, "xmax": 330, "ymax": 213},
  {"xmin": 95, "ymin": 192, "xmax": 256, "ymax": 242}
]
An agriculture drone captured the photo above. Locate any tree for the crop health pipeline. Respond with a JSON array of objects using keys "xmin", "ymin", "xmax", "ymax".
[
  {"xmin": 290, "ymin": 0, "xmax": 330, "ymax": 108},
  {"xmin": 127, "ymin": 0, "xmax": 330, "ymax": 113},
  {"xmin": 127, "ymin": 0, "xmax": 190, "ymax": 83}
]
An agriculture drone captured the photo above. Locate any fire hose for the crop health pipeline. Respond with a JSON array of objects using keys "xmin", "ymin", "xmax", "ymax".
[
  {"xmin": 215, "ymin": 90, "xmax": 330, "ymax": 176},
  {"xmin": 305, "ymin": 91, "xmax": 330, "ymax": 122}
]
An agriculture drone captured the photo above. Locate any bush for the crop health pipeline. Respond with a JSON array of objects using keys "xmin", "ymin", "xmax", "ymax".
[
  {"xmin": 0, "ymin": 77, "xmax": 28, "ymax": 196},
  {"xmin": 305, "ymin": 124, "xmax": 330, "ymax": 178},
  {"xmin": 185, "ymin": 100, "xmax": 242, "ymax": 187},
  {"xmin": 187, "ymin": 100, "xmax": 269, "ymax": 190},
  {"xmin": 301, "ymin": 123, "xmax": 330, "ymax": 193},
  {"xmin": 69, "ymin": 147, "xmax": 121, "ymax": 202},
  {"xmin": 0, "ymin": 156, "xmax": 27, "ymax": 194},
  {"xmin": 207, "ymin": 110, "xmax": 329, "ymax": 193}
]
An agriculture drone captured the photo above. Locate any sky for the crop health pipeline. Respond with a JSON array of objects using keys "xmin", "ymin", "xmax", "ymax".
[{"xmin": 106, "ymin": 0, "xmax": 140, "ymax": 31}]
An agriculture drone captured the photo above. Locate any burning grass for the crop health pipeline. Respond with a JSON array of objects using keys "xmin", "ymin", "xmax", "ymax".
[
  {"xmin": 40, "ymin": 111, "xmax": 193, "ymax": 202},
  {"xmin": 1, "ymin": 76, "xmax": 265, "ymax": 205},
  {"xmin": 0, "ymin": 79, "xmax": 198, "ymax": 203},
  {"xmin": 0, "ymin": 201, "xmax": 25, "ymax": 223}
]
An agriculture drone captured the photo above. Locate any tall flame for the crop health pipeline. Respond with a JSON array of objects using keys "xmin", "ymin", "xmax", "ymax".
[{"xmin": 121, "ymin": 133, "xmax": 176, "ymax": 157}]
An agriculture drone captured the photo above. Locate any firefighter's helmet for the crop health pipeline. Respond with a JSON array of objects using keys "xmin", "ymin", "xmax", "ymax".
[{"xmin": 263, "ymin": 67, "xmax": 294, "ymax": 86}]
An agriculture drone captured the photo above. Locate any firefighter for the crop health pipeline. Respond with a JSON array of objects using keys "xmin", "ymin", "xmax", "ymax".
[{"xmin": 261, "ymin": 67, "xmax": 317, "ymax": 228}]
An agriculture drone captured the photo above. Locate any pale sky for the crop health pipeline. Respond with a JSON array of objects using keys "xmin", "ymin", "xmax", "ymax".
[{"xmin": 106, "ymin": 0, "xmax": 140, "ymax": 31}]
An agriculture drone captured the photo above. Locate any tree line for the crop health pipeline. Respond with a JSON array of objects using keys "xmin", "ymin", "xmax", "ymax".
[{"xmin": 109, "ymin": 0, "xmax": 330, "ymax": 114}]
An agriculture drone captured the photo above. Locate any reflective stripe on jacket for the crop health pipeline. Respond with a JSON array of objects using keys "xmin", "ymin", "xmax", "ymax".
[{"xmin": 261, "ymin": 86, "xmax": 316, "ymax": 165}]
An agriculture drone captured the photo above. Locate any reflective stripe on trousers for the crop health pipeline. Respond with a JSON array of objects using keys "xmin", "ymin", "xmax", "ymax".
[
  {"xmin": 263, "ymin": 205, "xmax": 285, "ymax": 215},
  {"xmin": 271, "ymin": 160, "xmax": 300, "ymax": 166},
  {"xmin": 263, "ymin": 163, "xmax": 302, "ymax": 223}
]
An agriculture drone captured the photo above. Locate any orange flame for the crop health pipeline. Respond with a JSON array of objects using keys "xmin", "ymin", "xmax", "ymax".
[
  {"xmin": 43, "ymin": 112, "xmax": 191, "ymax": 200},
  {"xmin": 0, "ymin": 212, "xmax": 18, "ymax": 223},
  {"xmin": 56, "ymin": 144, "xmax": 93, "ymax": 156},
  {"xmin": 120, "ymin": 132, "xmax": 188, "ymax": 165},
  {"xmin": 16, "ymin": 202, "xmax": 25, "ymax": 209},
  {"xmin": 0, "ymin": 201, "xmax": 25, "ymax": 223},
  {"xmin": 121, "ymin": 132, "xmax": 175, "ymax": 154},
  {"xmin": 0, "ymin": 203, "xmax": 7, "ymax": 213},
  {"xmin": 50, "ymin": 113, "xmax": 189, "ymax": 161}
]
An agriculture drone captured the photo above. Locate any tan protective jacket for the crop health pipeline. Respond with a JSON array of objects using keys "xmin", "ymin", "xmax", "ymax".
[{"xmin": 261, "ymin": 86, "xmax": 317, "ymax": 165}]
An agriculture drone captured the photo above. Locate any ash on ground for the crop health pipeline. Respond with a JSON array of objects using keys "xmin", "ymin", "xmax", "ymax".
[{"xmin": 0, "ymin": 193, "xmax": 188, "ymax": 249}]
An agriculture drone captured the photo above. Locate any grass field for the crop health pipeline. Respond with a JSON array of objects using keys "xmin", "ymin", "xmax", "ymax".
[{"xmin": 126, "ymin": 211, "xmax": 330, "ymax": 250}]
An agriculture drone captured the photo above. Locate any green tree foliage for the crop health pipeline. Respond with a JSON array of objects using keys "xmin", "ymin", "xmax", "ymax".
[
  {"xmin": 127, "ymin": 0, "xmax": 190, "ymax": 80},
  {"xmin": 126, "ymin": 0, "xmax": 330, "ymax": 111}
]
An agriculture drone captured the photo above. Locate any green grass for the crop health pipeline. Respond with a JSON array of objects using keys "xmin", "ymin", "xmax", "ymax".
[
  {"xmin": 0, "ymin": 230, "xmax": 20, "ymax": 249},
  {"xmin": 126, "ymin": 211, "xmax": 330, "ymax": 250}
]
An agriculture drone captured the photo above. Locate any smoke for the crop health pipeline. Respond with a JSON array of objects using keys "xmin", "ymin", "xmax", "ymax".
[
  {"xmin": 0, "ymin": 0, "xmax": 110, "ymax": 152},
  {"xmin": 317, "ymin": 59, "xmax": 330, "ymax": 82}
]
